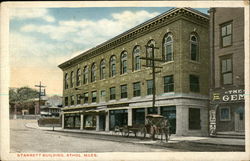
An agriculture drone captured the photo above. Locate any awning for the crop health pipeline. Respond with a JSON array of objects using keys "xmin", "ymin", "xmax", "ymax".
[{"xmin": 63, "ymin": 111, "xmax": 82, "ymax": 114}]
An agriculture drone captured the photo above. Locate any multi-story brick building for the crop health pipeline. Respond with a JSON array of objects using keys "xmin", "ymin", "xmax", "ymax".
[
  {"xmin": 58, "ymin": 8, "xmax": 210, "ymax": 136},
  {"xmin": 209, "ymin": 8, "xmax": 245, "ymax": 134}
]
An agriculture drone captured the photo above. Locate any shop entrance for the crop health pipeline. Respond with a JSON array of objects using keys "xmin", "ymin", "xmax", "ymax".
[
  {"xmin": 99, "ymin": 114, "xmax": 106, "ymax": 131},
  {"xmin": 235, "ymin": 107, "xmax": 244, "ymax": 132},
  {"xmin": 161, "ymin": 106, "xmax": 176, "ymax": 134},
  {"xmin": 189, "ymin": 108, "xmax": 201, "ymax": 130},
  {"xmin": 132, "ymin": 108, "xmax": 145, "ymax": 125}
]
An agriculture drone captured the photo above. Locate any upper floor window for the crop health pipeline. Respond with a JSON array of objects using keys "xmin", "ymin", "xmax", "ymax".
[
  {"xmin": 76, "ymin": 94, "xmax": 81, "ymax": 104},
  {"xmin": 147, "ymin": 80, "xmax": 153, "ymax": 95},
  {"xmin": 64, "ymin": 97, "xmax": 68, "ymax": 106},
  {"xmin": 120, "ymin": 84, "xmax": 128, "ymax": 99},
  {"xmin": 190, "ymin": 34, "xmax": 199, "ymax": 61},
  {"xmin": 146, "ymin": 40, "xmax": 156, "ymax": 66},
  {"xmin": 100, "ymin": 90, "xmax": 106, "ymax": 102},
  {"xmin": 65, "ymin": 73, "xmax": 69, "ymax": 89},
  {"xmin": 91, "ymin": 91, "xmax": 97, "ymax": 103},
  {"xmin": 221, "ymin": 22, "xmax": 232, "ymax": 47},
  {"xmin": 110, "ymin": 87, "xmax": 116, "ymax": 100},
  {"xmin": 164, "ymin": 75, "xmax": 174, "ymax": 93},
  {"xmin": 76, "ymin": 68, "xmax": 81, "ymax": 86},
  {"xmin": 190, "ymin": 75, "xmax": 200, "ymax": 92},
  {"xmin": 163, "ymin": 34, "xmax": 173, "ymax": 62},
  {"xmin": 91, "ymin": 63, "xmax": 96, "ymax": 82},
  {"xmin": 70, "ymin": 71, "xmax": 74, "ymax": 88},
  {"xmin": 221, "ymin": 56, "xmax": 232, "ymax": 85},
  {"xmin": 110, "ymin": 56, "xmax": 116, "ymax": 77},
  {"xmin": 100, "ymin": 59, "xmax": 106, "ymax": 80},
  {"xmin": 133, "ymin": 82, "xmax": 141, "ymax": 97},
  {"xmin": 70, "ymin": 95, "xmax": 75, "ymax": 105},
  {"xmin": 133, "ymin": 46, "xmax": 141, "ymax": 71},
  {"xmin": 83, "ymin": 92, "xmax": 88, "ymax": 104},
  {"xmin": 83, "ymin": 66, "xmax": 88, "ymax": 84},
  {"xmin": 121, "ymin": 51, "xmax": 128, "ymax": 74}
]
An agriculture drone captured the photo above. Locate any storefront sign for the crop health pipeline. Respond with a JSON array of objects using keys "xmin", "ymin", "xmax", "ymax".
[
  {"xmin": 212, "ymin": 89, "xmax": 245, "ymax": 102},
  {"xmin": 209, "ymin": 110, "xmax": 216, "ymax": 136}
]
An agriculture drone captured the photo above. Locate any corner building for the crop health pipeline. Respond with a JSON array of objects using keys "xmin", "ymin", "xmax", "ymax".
[{"xmin": 58, "ymin": 8, "xmax": 210, "ymax": 136}]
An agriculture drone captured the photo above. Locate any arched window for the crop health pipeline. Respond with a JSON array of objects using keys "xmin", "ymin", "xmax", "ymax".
[
  {"xmin": 91, "ymin": 63, "xmax": 96, "ymax": 82},
  {"xmin": 83, "ymin": 66, "xmax": 88, "ymax": 84},
  {"xmin": 190, "ymin": 34, "xmax": 199, "ymax": 61},
  {"xmin": 133, "ymin": 46, "xmax": 141, "ymax": 71},
  {"xmin": 110, "ymin": 55, "xmax": 116, "ymax": 77},
  {"xmin": 163, "ymin": 34, "xmax": 173, "ymax": 62},
  {"xmin": 146, "ymin": 40, "xmax": 156, "ymax": 66},
  {"xmin": 120, "ymin": 51, "xmax": 127, "ymax": 74},
  {"xmin": 76, "ymin": 68, "xmax": 81, "ymax": 86},
  {"xmin": 100, "ymin": 59, "xmax": 105, "ymax": 80},
  {"xmin": 65, "ymin": 73, "xmax": 69, "ymax": 89},
  {"xmin": 70, "ymin": 71, "xmax": 74, "ymax": 88}
]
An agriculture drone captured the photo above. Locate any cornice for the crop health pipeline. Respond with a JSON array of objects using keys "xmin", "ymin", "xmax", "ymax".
[{"xmin": 58, "ymin": 8, "xmax": 209, "ymax": 70}]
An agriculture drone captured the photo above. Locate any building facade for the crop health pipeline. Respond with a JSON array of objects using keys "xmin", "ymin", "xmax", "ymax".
[
  {"xmin": 59, "ymin": 8, "xmax": 210, "ymax": 136},
  {"xmin": 209, "ymin": 8, "xmax": 245, "ymax": 134}
]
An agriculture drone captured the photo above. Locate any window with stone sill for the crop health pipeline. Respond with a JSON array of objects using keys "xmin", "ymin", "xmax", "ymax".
[
  {"xmin": 190, "ymin": 34, "xmax": 199, "ymax": 61},
  {"xmin": 110, "ymin": 87, "xmax": 116, "ymax": 100},
  {"xmin": 189, "ymin": 75, "xmax": 200, "ymax": 92},
  {"xmin": 76, "ymin": 94, "xmax": 81, "ymax": 104},
  {"xmin": 163, "ymin": 33, "xmax": 173, "ymax": 62},
  {"xmin": 91, "ymin": 63, "xmax": 96, "ymax": 82},
  {"xmin": 133, "ymin": 82, "xmax": 141, "ymax": 97},
  {"xmin": 146, "ymin": 40, "xmax": 156, "ymax": 66},
  {"xmin": 100, "ymin": 90, "xmax": 106, "ymax": 102},
  {"xmin": 91, "ymin": 91, "xmax": 97, "ymax": 103},
  {"xmin": 70, "ymin": 95, "xmax": 75, "ymax": 106},
  {"xmin": 221, "ymin": 56, "xmax": 233, "ymax": 85},
  {"xmin": 121, "ymin": 51, "xmax": 128, "ymax": 74},
  {"xmin": 83, "ymin": 66, "xmax": 88, "ymax": 84},
  {"xmin": 100, "ymin": 59, "xmax": 106, "ymax": 80},
  {"xmin": 147, "ymin": 80, "xmax": 153, "ymax": 95},
  {"xmin": 64, "ymin": 97, "xmax": 68, "ymax": 106},
  {"xmin": 221, "ymin": 22, "xmax": 232, "ymax": 48},
  {"xmin": 83, "ymin": 93, "xmax": 88, "ymax": 104},
  {"xmin": 76, "ymin": 68, "xmax": 81, "ymax": 86},
  {"xmin": 70, "ymin": 71, "xmax": 74, "ymax": 88},
  {"xmin": 65, "ymin": 73, "xmax": 69, "ymax": 89},
  {"xmin": 110, "ymin": 56, "xmax": 116, "ymax": 77},
  {"xmin": 133, "ymin": 46, "xmax": 141, "ymax": 71},
  {"xmin": 164, "ymin": 75, "xmax": 174, "ymax": 93},
  {"xmin": 121, "ymin": 84, "xmax": 128, "ymax": 99}
]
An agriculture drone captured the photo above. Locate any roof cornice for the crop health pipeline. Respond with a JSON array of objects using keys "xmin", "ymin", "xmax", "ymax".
[{"xmin": 58, "ymin": 8, "xmax": 209, "ymax": 70}]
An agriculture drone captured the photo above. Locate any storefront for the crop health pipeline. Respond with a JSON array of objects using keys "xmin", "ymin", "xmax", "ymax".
[
  {"xmin": 160, "ymin": 106, "xmax": 176, "ymax": 134},
  {"xmin": 132, "ymin": 108, "xmax": 145, "ymax": 125},
  {"xmin": 84, "ymin": 114, "xmax": 96, "ymax": 129},
  {"xmin": 64, "ymin": 113, "xmax": 81, "ymax": 129},
  {"xmin": 109, "ymin": 109, "xmax": 128, "ymax": 130}
]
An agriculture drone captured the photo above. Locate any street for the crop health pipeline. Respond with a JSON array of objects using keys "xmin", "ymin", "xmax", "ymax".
[{"xmin": 10, "ymin": 120, "xmax": 244, "ymax": 152}]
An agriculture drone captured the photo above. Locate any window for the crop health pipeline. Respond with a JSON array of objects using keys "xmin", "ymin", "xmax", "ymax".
[
  {"xmin": 121, "ymin": 84, "xmax": 128, "ymax": 99},
  {"xmin": 189, "ymin": 108, "xmax": 201, "ymax": 130},
  {"xmin": 190, "ymin": 75, "xmax": 200, "ymax": 92},
  {"xmin": 221, "ymin": 57, "xmax": 232, "ymax": 85},
  {"xmin": 76, "ymin": 69, "xmax": 81, "ymax": 86},
  {"xmin": 164, "ymin": 75, "xmax": 174, "ymax": 93},
  {"xmin": 220, "ymin": 107, "xmax": 230, "ymax": 121},
  {"xmin": 83, "ymin": 66, "xmax": 88, "ymax": 84},
  {"xmin": 133, "ymin": 82, "xmax": 141, "ymax": 97},
  {"xmin": 110, "ymin": 56, "xmax": 116, "ymax": 77},
  {"xmin": 70, "ymin": 71, "xmax": 74, "ymax": 88},
  {"xmin": 100, "ymin": 59, "xmax": 106, "ymax": 80},
  {"xmin": 83, "ymin": 93, "xmax": 88, "ymax": 104},
  {"xmin": 65, "ymin": 73, "xmax": 69, "ymax": 89},
  {"xmin": 146, "ymin": 40, "xmax": 156, "ymax": 66},
  {"xmin": 221, "ymin": 22, "xmax": 232, "ymax": 47},
  {"xmin": 190, "ymin": 34, "xmax": 199, "ymax": 61},
  {"xmin": 133, "ymin": 46, "xmax": 141, "ymax": 71},
  {"xmin": 91, "ymin": 91, "xmax": 97, "ymax": 103},
  {"xmin": 110, "ymin": 87, "xmax": 116, "ymax": 100},
  {"xmin": 70, "ymin": 95, "xmax": 75, "ymax": 106},
  {"xmin": 147, "ymin": 80, "xmax": 153, "ymax": 95},
  {"xmin": 121, "ymin": 51, "xmax": 127, "ymax": 74},
  {"xmin": 100, "ymin": 90, "xmax": 106, "ymax": 102},
  {"xmin": 164, "ymin": 34, "xmax": 173, "ymax": 62},
  {"xmin": 91, "ymin": 63, "xmax": 96, "ymax": 82},
  {"xmin": 76, "ymin": 94, "xmax": 81, "ymax": 104},
  {"xmin": 64, "ymin": 97, "xmax": 68, "ymax": 106}
]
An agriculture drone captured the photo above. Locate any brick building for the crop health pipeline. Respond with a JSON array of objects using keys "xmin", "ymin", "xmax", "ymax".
[
  {"xmin": 209, "ymin": 8, "xmax": 245, "ymax": 134},
  {"xmin": 58, "ymin": 8, "xmax": 210, "ymax": 136}
]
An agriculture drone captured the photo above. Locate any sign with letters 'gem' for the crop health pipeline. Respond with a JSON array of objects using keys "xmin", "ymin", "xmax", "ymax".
[{"xmin": 212, "ymin": 89, "xmax": 245, "ymax": 102}]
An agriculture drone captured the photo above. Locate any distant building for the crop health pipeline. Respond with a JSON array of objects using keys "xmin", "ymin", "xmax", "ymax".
[
  {"xmin": 58, "ymin": 8, "xmax": 210, "ymax": 136},
  {"xmin": 40, "ymin": 95, "xmax": 63, "ymax": 117},
  {"xmin": 209, "ymin": 8, "xmax": 245, "ymax": 134}
]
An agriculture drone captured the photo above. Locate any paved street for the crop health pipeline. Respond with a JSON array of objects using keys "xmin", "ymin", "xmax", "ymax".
[{"xmin": 10, "ymin": 120, "xmax": 245, "ymax": 152}]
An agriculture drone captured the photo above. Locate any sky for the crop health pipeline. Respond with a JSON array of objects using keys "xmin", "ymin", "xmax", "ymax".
[{"xmin": 9, "ymin": 7, "xmax": 209, "ymax": 96}]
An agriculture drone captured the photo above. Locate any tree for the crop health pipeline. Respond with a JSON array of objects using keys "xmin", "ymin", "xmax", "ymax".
[{"xmin": 9, "ymin": 86, "xmax": 39, "ymax": 103}]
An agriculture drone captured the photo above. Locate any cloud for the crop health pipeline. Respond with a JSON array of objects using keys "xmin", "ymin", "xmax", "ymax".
[{"xmin": 10, "ymin": 8, "xmax": 55, "ymax": 22}]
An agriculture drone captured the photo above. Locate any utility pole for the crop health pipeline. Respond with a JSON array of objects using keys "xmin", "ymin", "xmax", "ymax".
[
  {"xmin": 140, "ymin": 44, "xmax": 164, "ymax": 114},
  {"xmin": 35, "ymin": 81, "xmax": 46, "ymax": 116}
]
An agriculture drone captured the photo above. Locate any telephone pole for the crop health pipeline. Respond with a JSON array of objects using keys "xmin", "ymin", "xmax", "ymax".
[
  {"xmin": 35, "ymin": 81, "xmax": 46, "ymax": 115},
  {"xmin": 140, "ymin": 44, "xmax": 165, "ymax": 114}
]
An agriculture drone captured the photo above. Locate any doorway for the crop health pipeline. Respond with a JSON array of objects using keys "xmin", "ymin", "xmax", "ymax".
[
  {"xmin": 189, "ymin": 108, "xmax": 201, "ymax": 130},
  {"xmin": 235, "ymin": 107, "xmax": 244, "ymax": 132}
]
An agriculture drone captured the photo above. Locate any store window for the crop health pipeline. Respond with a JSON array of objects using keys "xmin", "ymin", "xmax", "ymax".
[
  {"xmin": 84, "ymin": 115, "xmax": 96, "ymax": 129},
  {"xmin": 190, "ymin": 34, "xmax": 199, "ymax": 61},
  {"xmin": 110, "ymin": 87, "xmax": 116, "ymax": 100},
  {"xmin": 221, "ymin": 22, "xmax": 232, "ymax": 47},
  {"xmin": 147, "ymin": 80, "xmax": 153, "ymax": 95},
  {"xmin": 120, "ymin": 84, "xmax": 128, "ymax": 99},
  {"xmin": 220, "ymin": 107, "xmax": 230, "ymax": 121},
  {"xmin": 83, "ymin": 92, "xmax": 88, "ymax": 104},
  {"xmin": 100, "ymin": 59, "xmax": 106, "ymax": 80},
  {"xmin": 110, "ymin": 56, "xmax": 116, "ymax": 77},
  {"xmin": 133, "ymin": 82, "xmax": 141, "ymax": 97},
  {"xmin": 121, "ymin": 51, "xmax": 127, "ymax": 74},
  {"xmin": 190, "ymin": 75, "xmax": 200, "ymax": 92},
  {"xmin": 163, "ymin": 33, "xmax": 173, "ymax": 62},
  {"xmin": 83, "ymin": 66, "xmax": 88, "ymax": 84},
  {"xmin": 132, "ymin": 108, "xmax": 145, "ymax": 125},
  {"xmin": 109, "ymin": 109, "xmax": 128, "ymax": 130},
  {"xmin": 221, "ymin": 56, "xmax": 232, "ymax": 85},
  {"xmin": 91, "ymin": 91, "xmax": 97, "ymax": 103},
  {"xmin": 133, "ymin": 46, "xmax": 141, "ymax": 71},
  {"xmin": 164, "ymin": 75, "xmax": 174, "ymax": 92}
]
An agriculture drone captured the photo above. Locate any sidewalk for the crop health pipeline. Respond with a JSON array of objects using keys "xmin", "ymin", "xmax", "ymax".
[{"xmin": 25, "ymin": 122, "xmax": 245, "ymax": 147}]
